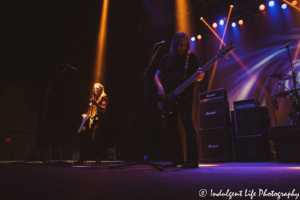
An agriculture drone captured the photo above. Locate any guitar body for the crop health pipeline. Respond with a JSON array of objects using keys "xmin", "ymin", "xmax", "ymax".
[
  {"xmin": 157, "ymin": 44, "xmax": 236, "ymax": 117},
  {"xmin": 158, "ymin": 93, "xmax": 186, "ymax": 117}
]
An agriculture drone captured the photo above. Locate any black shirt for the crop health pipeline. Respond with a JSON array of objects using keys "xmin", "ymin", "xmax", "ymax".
[{"xmin": 157, "ymin": 52, "xmax": 200, "ymax": 97}]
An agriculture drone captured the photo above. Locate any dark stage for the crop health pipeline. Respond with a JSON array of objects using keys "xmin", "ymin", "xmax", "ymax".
[{"xmin": 1, "ymin": 161, "xmax": 300, "ymax": 200}]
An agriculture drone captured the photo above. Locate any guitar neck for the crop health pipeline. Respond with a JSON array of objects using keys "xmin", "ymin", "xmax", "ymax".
[{"xmin": 173, "ymin": 56, "xmax": 219, "ymax": 96}]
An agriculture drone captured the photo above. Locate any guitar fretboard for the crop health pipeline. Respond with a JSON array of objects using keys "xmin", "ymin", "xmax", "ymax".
[{"xmin": 173, "ymin": 55, "xmax": 219, "ymax": 97}]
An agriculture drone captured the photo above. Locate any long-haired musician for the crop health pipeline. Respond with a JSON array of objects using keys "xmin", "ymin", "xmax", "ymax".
[
  {"xmin": 154, "ymin": 31, "xmax": 205, "ymax": 168},
  {"xmin": 76, "ymin": 83, "xmax": 109, "ymax": 164}
]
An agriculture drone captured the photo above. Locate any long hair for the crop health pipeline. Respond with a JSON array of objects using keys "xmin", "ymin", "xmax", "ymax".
[
  {"xmin": 170, "ymin": 31, "xmax": 190, "ymax": 57},
  {"xmin": 94, "ymin": 83, "xmax": 107, "ymax": 103}
]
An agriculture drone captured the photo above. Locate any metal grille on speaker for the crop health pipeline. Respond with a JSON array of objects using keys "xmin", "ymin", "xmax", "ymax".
[
  {"xmin": 235, "ymin": 134, "xmax": 270, "ymax": 162},
  {"xmin": 198, "ymin": 100, "xmax": 230, "ymax": 131},
  {"xmin": 199, "ymin": 130, "xmax": 233, "ymax": 161},
  {"xmin": 233, "ymin": 106, "xmax": 270, "ymax": 135}
]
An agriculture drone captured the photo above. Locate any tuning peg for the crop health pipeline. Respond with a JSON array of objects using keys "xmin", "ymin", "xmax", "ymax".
[
  {"xmin": 222, "ymin": 47, "xmax": 225, "ymax": 50},
  {"xmin": 218, "ymin": 49, "xmax": 221, "ymax": 52}
]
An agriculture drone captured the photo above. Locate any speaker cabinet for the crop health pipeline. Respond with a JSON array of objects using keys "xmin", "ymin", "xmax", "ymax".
[
  {"xmin": 199, "ymin": 129, "xmax": 233, "ymax": 161},
  {"xmin": 235, "ymin": 134, "xmax": 271, "ymax": 162},
  {"xmin": 198, "ymin": 100, "xmax": 230, "ymax": 131},
  {"xmin": 232, "ymin": 106, "xmax": 270, "ymax": 135}
]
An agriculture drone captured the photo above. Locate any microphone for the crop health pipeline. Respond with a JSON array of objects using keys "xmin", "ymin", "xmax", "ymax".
[
  {"xmin": 155, "ymin": 40, "xmax": 166, "ymax": 45},
  {"xmin": 66, "ymin": 64, "xmax": 78, "ymax": 72},
  {"xmin": 280, "ymin": 36, "xmax": 300, "ymax": 49}
]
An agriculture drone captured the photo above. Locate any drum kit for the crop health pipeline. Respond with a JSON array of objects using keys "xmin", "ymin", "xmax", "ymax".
[
  {"xmin": 268, "ymin": 73, "xmax": 300, "ymax": 126},
  {"xmin": 267, "ymin": 36, "xmax": 300, "ymax": 126}
]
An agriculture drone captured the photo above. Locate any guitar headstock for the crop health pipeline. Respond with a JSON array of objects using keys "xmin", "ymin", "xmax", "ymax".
[{"xmin": 217, "ymin": 43, "xmax": 236, "ymax": 58}]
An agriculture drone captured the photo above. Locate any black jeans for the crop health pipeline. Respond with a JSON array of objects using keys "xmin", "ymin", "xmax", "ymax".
[
  {"xmin": 166, "ymin": 98, "xmax": 198, "ymax": 163},
  {"xmin": 79, "ymin": 120, "xmax": 106, "ymax": 159}
]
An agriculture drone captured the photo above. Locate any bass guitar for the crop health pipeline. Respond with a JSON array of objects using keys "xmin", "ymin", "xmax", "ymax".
[
  {"xmin": 78, "ymin": 106, "xmax": 91, "ymax": 133},
  {"xmin": 157, "ymin": 43, "xmax": 236, "ymax": 117}
]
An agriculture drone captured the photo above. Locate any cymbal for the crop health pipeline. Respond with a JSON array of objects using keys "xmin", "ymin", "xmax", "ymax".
[
  {"xmin": 274, "ymin": 88, "xmax": 300, "ymax": 97},
  {"xmin": 270, "ymin": 74, "xmax": 293, "ymax": 80}
]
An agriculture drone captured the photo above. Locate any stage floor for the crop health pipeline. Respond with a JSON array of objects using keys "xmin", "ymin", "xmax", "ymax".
[{"xmin": 1, "ymin": 161, "xmax": 300, "ymax": 200}]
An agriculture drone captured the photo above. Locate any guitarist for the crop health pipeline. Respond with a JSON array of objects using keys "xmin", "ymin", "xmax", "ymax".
[
  {"xmin": 76, "ymin": 83, "xmax": 109, "ymax": 164},
  {"xmin": 154, "ymin": 31, "xmax": 205, "ymax": 169}
]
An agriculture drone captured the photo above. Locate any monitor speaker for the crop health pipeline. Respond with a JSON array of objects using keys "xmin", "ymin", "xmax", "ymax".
[
  {"xmin": 199, "ymin": 129, "xmax": 233, "ymax": 161},
  {"xmin": 198, "ymin": 100, "xmax": 230, "ymax": 131}
]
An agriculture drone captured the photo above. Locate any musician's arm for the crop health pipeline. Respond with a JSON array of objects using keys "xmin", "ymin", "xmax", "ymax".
[
  {"xmin": 98, "ymin": 97, "xmax": 108, "ymax": 113},
  {"xmin": 154, "ymin": 70, "xmax": 167, "ymax": 99}
]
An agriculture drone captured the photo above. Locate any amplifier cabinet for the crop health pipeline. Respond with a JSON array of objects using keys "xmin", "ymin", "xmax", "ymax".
[
  {"xmin": 199, "ymin": 129, "xmax": 233, "ymax": 161},
  {"xmin": 198, "ymin": 88, "xmax": 227, "ymax": 103},
  {"xmin": 232, "ymin": 106, "xmax": 270, "ymax": 135},
  {"xmin": 198, "ymin": 100, "xmax": 230, "ymax": 131},
  {"xmin": 235, "ymin": 134, "xmax": 271, "ymax": 162}
]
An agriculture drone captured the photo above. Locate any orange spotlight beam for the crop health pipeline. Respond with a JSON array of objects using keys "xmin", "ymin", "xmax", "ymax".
[
  {"xmin": 176, "ymin": 0, "xmax": 190, "ymax": 33},
  {"xmin": 208, "ymin": 6, "xmax": 233, "ymax": 90},
  {"xmin": 283, "ymin": 0, "xmax": 300, "ymax": 11},
  {"xmin": 94, "ymin": 0, "xmax": 109, "ymax": 84},
  {"xmin": 200, "ymin": 17, "xmax": 265, "ymax": 92},
  {"xmin": 201, "ymin": 18, "xmax": 222, "ymax": 41},
  {"xmin": 201, "ymin": 18, "xmax": 248, "ymax": 72}
]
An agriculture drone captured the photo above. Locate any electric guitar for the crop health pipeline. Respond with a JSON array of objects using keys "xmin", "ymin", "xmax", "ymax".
[
  {"xmin": 78, "ymin": 106, "xmax": 91, "ymax": 133},
  {"xmin": 157, "ymin": 43, "xmax": 236, "ymax": 117}
]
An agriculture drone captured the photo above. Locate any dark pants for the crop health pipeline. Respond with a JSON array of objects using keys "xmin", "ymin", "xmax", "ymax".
[
  {"xmin": 166, "ymin": 98, "xmax": 198, "ymax": 163},
  {"xmin": 79, "ymin": 120, "xmax": 106, "ymax": 159}
]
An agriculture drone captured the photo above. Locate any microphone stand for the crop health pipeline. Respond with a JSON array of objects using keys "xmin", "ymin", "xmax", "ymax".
[
  {"xmin": 280, "ymin": 36, "xmax": 300, "ymax": 124},
  {"xmin": 36, "ymin": 64, "xmax": 71, "ymax": 162},
  {"xmin": 109, "ymin": 44, "xmax": 166, "ymax": 171}
]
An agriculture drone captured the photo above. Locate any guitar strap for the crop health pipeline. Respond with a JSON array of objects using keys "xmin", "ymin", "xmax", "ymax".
[{"xmin": 183, "ymin": 51, "xmax": 191, "ymax": 80}]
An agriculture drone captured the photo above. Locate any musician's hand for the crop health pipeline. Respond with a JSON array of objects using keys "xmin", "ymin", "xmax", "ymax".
[
  {"xmin": 82, "ymin": 114, "xmax": 87, "ymax": 119},
  {"xmin": 158, "ymin": 86, "xmax": 167, "ymax": 99},
  {"xmin": 196, "ymin": 70, "xmax": 205, "ymax": 82},
  {"xmin": 90, "ymin": 98, "xmax": 96, "ymax": 105}
]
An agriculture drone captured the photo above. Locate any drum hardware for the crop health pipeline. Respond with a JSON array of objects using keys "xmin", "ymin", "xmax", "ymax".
[
  {"xmin": 269, "ymin": 73, "xmax": 293, "ymax": 81},
  {"xmin": 266, "ymin": 85, "xmax": 278, "ymax": 126},
  {"xmin": 270, "ymin": 36, "xmax": 300, "ymax": 125}
]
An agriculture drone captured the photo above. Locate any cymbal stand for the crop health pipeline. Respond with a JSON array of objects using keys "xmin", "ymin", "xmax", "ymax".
[{"xmin": 266, "ymin": 85, "xmax": 278, "ymax": 126}]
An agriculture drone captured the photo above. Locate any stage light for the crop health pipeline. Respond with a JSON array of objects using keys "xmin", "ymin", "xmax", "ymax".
[
  {"xmin": 219, "ymin": 19, "xmax": 224, "ymax": 25},
  {"xmin": 269, "ymin": 1, "xmax": 275, "ymax": 7},
  {"xmin": 238, "ymin": 20, "xmax": 243, "ymax": 25},
  {"xmin": 259, "ymin": 4, "xmax": 265, "ymax": 10},
  {"xmin": 292, "ymin": 0, "xmax": 297, "ymax": 5},
  {"xmin": 197, "ymin": 35, "xmax": 202, "ymax": 40},
  {"xmin": 191, "ymin": 37, "xmax": 195, "ymax": 41},
  {"xmin": 232, "ymin": 22, "xmax": 236, "ymax": 27},
  {"xmin": 200, "ymin": 17, "xmax": 203, "ymax": 20},
  {"xmin": 213, "ymin": 22, "xmax": 217, "ymax": 28},
  {"xmin": 281, "ymin": 3, "xmax": 287, "ymax": 9},
  {"xmin": 230, "ymin": 5, "xmax": 234, "ymax": 7}
]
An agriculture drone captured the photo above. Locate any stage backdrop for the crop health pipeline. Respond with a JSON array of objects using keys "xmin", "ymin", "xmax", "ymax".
[{"xmin": 196, "ymin": 5, "xmax": 300, "ymax": 127}]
